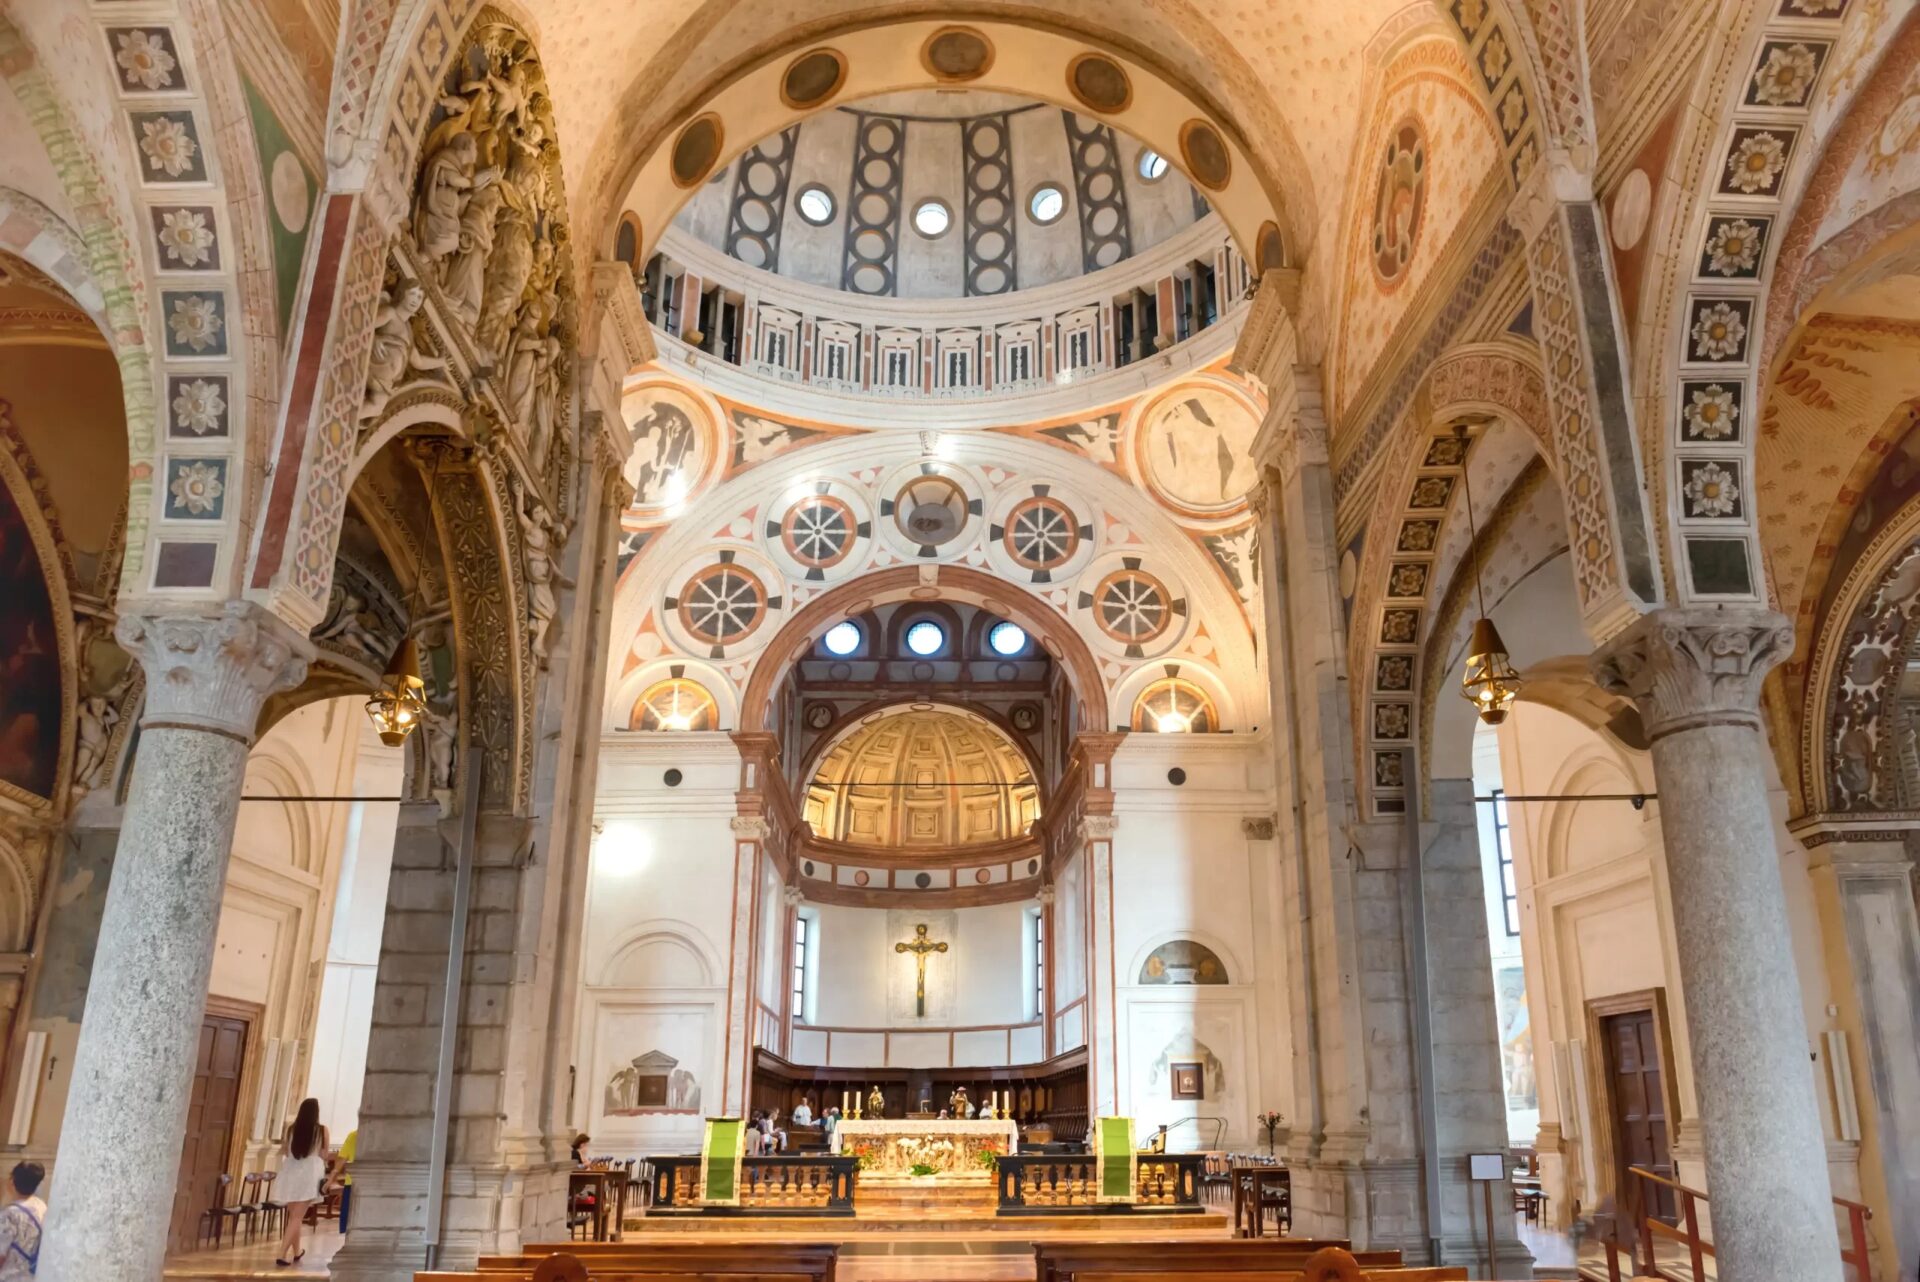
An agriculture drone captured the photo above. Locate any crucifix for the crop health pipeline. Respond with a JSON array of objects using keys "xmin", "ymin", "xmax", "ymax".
[{"xmin": 895, "ymin": 923, "xmax": 949, "ymax": 1017}]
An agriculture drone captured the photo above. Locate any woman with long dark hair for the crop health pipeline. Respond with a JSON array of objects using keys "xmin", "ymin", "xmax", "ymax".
[{"xmin": 275, "ymin": 1098, "xmax": 328, "ymax": 1266}]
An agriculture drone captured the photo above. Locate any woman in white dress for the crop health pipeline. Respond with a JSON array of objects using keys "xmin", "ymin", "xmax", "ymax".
[{"xmin": 275, "ymin": 1098, "xmax": 329, "ymax": 1267}]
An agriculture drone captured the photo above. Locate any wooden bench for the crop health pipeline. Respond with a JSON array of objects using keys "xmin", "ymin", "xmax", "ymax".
[
  {"xmin": 444, "ymin": 1242, "xmax": 838, "ymax": 1282},
  {"xmin": 1075, "ymin": 1249, "xmax": 1466, "ymax": 1282},
  {"xmin": 1034, "ymin": 1239, "xmax": 1404, "ymax": 1282}
]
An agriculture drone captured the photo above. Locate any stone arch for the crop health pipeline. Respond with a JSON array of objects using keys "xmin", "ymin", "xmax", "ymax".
[
  {"xmin": 1803, "ymin": 492, "xmax": 1920, "ymax": 815},
  {"xmin": 1539, "ymin": 750, "xmax": 1653, "ymax": 881},
  {"xmin": 738, "ymin": 565, "xmax": 1110, "ymax": 736},
  {"xmin": 0, "ymin": 16, "xmax": 161, "ymax": 592},
  {"xmin": 1345, "ymin": 341, "xmax": 1554, "ymax": 815},
  {"xmin": 1637, "ymin": 0, "xmax": 1865, "ymax": 610},
  {"xmin": 236, "ymin": 749, "xmax": 319, "ymax": 875}
]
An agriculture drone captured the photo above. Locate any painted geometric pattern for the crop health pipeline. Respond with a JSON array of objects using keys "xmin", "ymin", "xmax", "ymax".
[
  {"xmin": 1524, "ymin": 224, "xmax": 1621, "ymax": 616},
  {"xmin": 1669, "ymin": 0, "xmax": 1850, "ymax": 602},
  {"xmin": 1441, "ymin": 0, "xmax": 1545, "ymax": 186}
]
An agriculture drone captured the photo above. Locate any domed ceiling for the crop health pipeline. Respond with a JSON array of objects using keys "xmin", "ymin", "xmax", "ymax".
[
  {"xmin": 669, "ymin": 89, "xmax": 1212, "ymax": 301},
  {"xmin": 804, "ymin": 706, "xmax": 1040, "ymax": 849}
]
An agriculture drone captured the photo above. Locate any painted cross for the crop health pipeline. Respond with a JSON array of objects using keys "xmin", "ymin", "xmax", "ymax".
[{"xmin": 895, "ymin": 923, "xmax": 949, "ymax": 1017}]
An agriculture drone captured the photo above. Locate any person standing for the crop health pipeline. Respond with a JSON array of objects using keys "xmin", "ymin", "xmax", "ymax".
[
  {"xmin": 275, "ymin": 1099, "xmax": 328, "ymax": 1267},
  {"xmin": 333, "ymin": 1130, "xmax": 357, "ymax": 1235},
  {"xmin": 0, "ymin": 1162, "xmax": 45, "ymax": 1279}
]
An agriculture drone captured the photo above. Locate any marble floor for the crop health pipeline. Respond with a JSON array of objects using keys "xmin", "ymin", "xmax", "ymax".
[{"xmin": 164, "ymin": 1224, "xmax": 343, "ymax": 1279}]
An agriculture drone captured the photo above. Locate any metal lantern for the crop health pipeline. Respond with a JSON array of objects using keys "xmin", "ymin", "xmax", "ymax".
[
  {"xmin": 1461, "ymin": 615, "xmax": 1522, "ymax": 726},
  {"xmin": 365, "ymin": 635, "xmax": 428, "ymax": 746}
]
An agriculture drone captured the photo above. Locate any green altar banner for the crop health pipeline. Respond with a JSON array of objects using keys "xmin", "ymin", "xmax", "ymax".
[
  {"xmin": 1093, "ymin": 1116, "xmax": 1137, "ymax": 1204},
  {"xmin": 698, "ymin": 1117, "xmax": 747, "ymax": 1205}
]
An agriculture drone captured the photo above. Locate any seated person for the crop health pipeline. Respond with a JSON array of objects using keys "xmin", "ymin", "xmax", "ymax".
[
  {"xmin": 821, "ymin": 1106, "xmax": 839, "ymax": 1138},
  {"xmin": 570, "ymin": 1132, "xmax": 591, "ymax": 1165},
  {"xmin": 766, "ymin": 1107, "xmax": 788, "ymax": 1152},
  {"xmin": 746, "ymin": 1111, "xmax": 770, "ymax": 1156},
  {"xmin": 791, "ymin": 1098, "xmax": 814, "ymax": 1127}
]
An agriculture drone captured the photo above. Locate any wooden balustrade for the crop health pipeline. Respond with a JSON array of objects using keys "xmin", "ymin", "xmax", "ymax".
[
  {"xmin": 648, "ymin": 1155, "xmax": 858, "ymax": 1217},
  {"xmin": 995, "ymin": 1153, "xmax": 1205, "ymax": 1214},
  {"xmin": 1592, "ymin": 1166, "xmax": 1876, "ymax": 1282}
]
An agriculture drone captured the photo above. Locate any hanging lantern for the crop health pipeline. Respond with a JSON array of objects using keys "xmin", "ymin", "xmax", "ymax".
[
  {"xmin": 1461, "ymin": 616, "xmax": 1522, "ymax": 726},
  {"xmin": 365, "ymin": 635, "xmax": 428, "ymax": 746}
]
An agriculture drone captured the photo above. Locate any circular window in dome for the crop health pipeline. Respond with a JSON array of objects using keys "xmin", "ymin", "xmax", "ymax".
[
  {"xmin": 988, "ymin": 621, "xmax": 1029, "ymax": 657},
  {"xmin": 904, "ymin": 620, "xmax": 947, "ymax": 656},
  {"xmin": 676, "ymin": 563, "xmax": 768, "ymax": 645},
  {"xmin": 1138, "ymin": 149, "xmax": 1169, "ymax": 182},
  {"xmin": 822, "ymin": 620, "xmax": 862, "ymax": 656},
  {"xmin": 913, "ymin": 199, "xmax": 953, "ymax": 238},
  {"xmin": 1094, "ymin": 568, "xmax": 1173, "ymax": 644},
  {"xmin": 1028, "ymin": 183, "xmax": 1066, "ymax": 225},
  {"xmin": 893, "ymin": 474, "xmax": 969, "ymax": 549},
  {"xmin": 796, "ymin": 184, "xmax": 836, "ymax": 226}
]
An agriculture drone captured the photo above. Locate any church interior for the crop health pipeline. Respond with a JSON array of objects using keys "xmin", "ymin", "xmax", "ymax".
[{"xmin": 1, "ymin": 1, "xmax": 1918, "ymax": 1280}]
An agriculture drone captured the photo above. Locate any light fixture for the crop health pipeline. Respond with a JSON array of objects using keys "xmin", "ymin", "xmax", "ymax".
[
  {"xmin": 1454, "ymin": 424, "xmax": 1522, "ymax": 725},
  {"xmin": 365, "ymin": 634, "xmax": 428, "ymax": 746}
]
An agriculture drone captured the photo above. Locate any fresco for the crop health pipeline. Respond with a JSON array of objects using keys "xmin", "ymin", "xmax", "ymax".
[{"xmin": 0, "ymin": 476, "xmax": 62, "ymax": 801}]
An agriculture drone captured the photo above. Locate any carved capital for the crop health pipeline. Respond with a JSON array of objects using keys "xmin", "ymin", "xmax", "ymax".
[
  {"xmin": 1241, "ymin": 815, "xmax": 1277, "ymax": 841},
  {"xmin": 1082, "ymin": 814, "xmax": 1119, "ymax": 840},
  {"xmin": 1036, "ymin": 883, "xmax": 1057, "ymax": 906},
  {"xmin": 731, "ymin": 815, "xmax": 772, "ymax": 841},
  {"xmin": 1229, "ymin": 270, "xmax": 1302, "ymax": 392},
  {"xmin": 1505, "ymin": 147, "xmax": 1594, "ymax": 244},
  {"xmin": 1591, "ymin": 606, "xmax": 1792, "ymax": 741},
  {"xmin": 115, "ymin": 601, "xmax": 313, "ymax": 742},
  {"xmin": 782, "ymin": 884, "xmax": 804, "ymax": 908}
]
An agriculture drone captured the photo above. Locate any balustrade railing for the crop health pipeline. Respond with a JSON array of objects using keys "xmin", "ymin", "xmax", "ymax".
[
  {"xmin": 994, "ymin": 1152, "xmax": 1205, "ymax": 1214},
  {"xmin": 648, "ymin": 1154, "xmax": 858, "ymax": 1216},
  {"xmin": 1592, "ymin": 1166, "xmax": 1875, "ymax": 1282}
]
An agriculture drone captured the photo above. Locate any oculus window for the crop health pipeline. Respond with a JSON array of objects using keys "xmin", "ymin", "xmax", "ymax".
[
  {"xmin": 822, "ymin": 620, "xmax": 862, "ymax": 656},
  {"xmin": 1138, "ymin": 149, "xmax": 1169, "ymax": 181},
  {"xmin": 1028, "ymin": 183, "xmax": 1066, "ymax": 224},
  {"xmin": 796, "ymin": 184, "xmax": 836, "ymax": 225},
  {"xmin": 913, "ymin": 199, "xmax": 953, "ymax": 237},
  {"xmin": 904, "ymin": 619, "xmax": 947, "ymax": 656},
  {"xmin": 988, "ymin": 621, "xmax": 1029, "ymax": 656}
]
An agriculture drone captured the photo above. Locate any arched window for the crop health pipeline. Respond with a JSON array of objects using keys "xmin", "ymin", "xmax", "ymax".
[
  {"xmin": 1131, "ymin": 677, "xmax": 1217, "ymax": 734},
  {"xmin": 631, "ymin": 677, "xmax": 719, "ymax": 731}
]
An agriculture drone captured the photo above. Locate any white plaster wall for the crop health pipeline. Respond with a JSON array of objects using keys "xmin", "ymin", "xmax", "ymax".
[
  {"xmin": 306, "ymin": 721, "xmax": 403, "ymax": 1136},
  {"xmin": 898, "ymin": 117, "xmax": 967, "ymax": 299},
  {"xmin": 1106, "ymin": 732, "xmax": 1284, "ymax": 1151},
  {"xmin": 779, "ymin": 109, "xmax": 858, "ymax": 288},
  {"xmin": 1009, "ymin": 106, "xmax": 1083, "ymax": 288},
  {"xmin": 809, "ymin": 900, "xmax": 1029, "ymax": 1031},
  {"xmin": 577, "ymin": 732, "xmax": 744, "ymax": 1156},
  {"xmin": 1054, "ymin": 846, "xmax": 1088, "ymax": 1052}
]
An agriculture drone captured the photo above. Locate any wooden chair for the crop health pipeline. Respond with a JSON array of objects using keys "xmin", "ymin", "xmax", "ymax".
[
  {"xmin": 255, "ymin": 1170, "xmax": 287, "ymax": 1238},
  {"xmin": 196, "ymin": 1172, "xmax": 251, "ymax": 1248}
]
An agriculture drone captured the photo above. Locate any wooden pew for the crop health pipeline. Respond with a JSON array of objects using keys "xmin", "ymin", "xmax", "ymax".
[
  {"xmin": 449, "ymin": 1242, "xmax": 839, "ymax": 1282},
  {"xmin": 1033, "ymin": 1239, "xmax": 1403, "ymax": 1282},
  {"xmin": 1074, "ymin": 1248, "xmax": 1466, "ymax": 1282}
]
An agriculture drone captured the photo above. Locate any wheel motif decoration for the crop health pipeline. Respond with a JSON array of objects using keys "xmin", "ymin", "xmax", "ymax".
[
  {"xmin": 782, "ymin": 495, "xmax": 856, "ymax": 569},
  {"xmin": 1005, "ymin": 497, "xmax": 1079, "ymax": 570},
  {"xmin": 677, "ymin": 564, "xmax": 769, "ymax": 645},
  {"xmin": 1094, "ymin": 569, "xmax": 1172, "ymax": 644}
]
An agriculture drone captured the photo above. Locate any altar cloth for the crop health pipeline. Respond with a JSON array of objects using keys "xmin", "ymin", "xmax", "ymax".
[{"xmin": 831, "ymin": 1118, "xmax": 1019, "ymax": 1180}]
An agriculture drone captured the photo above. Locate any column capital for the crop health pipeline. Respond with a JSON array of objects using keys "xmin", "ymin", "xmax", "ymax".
[
  {"xmin": 1081, "ymin": 814, "xmax": 1118, "ymax": 840},
  {"xmin": 115, "ymin": 600, "xmax": 313, "ymax": 743},
  {"xmin": 1505, "ymin": 146, "xmax": 1596, "ymax": 243},
  {"xmin": 1590, "ymin": 605, "xmax": 1792, "ymax": 740},
  {"xmin": 731, "ymin": 815, "xmax": 771, "ymax": 840}
]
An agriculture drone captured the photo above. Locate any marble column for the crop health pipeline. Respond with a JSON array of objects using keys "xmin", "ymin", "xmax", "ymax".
[
  {"xmin": 39, "ymin": 602, "xmax": 310, "ymax": 1282},
  {"xmin": 1593, "ymin": 606, "xmax": 1840, "ymax": 1282}
]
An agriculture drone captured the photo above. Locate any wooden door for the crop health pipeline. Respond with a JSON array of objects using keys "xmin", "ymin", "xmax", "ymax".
[
  {"xmin": 168, "ymin": 1010, "xmax": 249, "ymax": 1251},
  {"xmin": 1602, "ymin": 1008, "xmax": 1676, "ymax": 1222}
]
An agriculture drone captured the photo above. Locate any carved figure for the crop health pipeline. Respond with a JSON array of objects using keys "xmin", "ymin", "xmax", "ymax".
[
  {"xmin": 476, "ymin": 203, "xmax": 535, "ymax": 359},
  {"xmin": 443, "ymin": 177, "xmax": 505, "ymax": 327},
  {"xmin": 70, "ymin": 691, "xmax": 120, "ymax": 800},
  {"xmin": 361, "ymin": 281, "xmax": 446, "ymax": 422},
  {"xmin": 314, "ymin": 586, "xmax": 387, "ymax": 660},
  {"xmin": 521, "ymin": 508, "xmax": 572, "ymax": 663},
  {"xmin": 413, "ymin": 132, "xmax": 481, "ymax": 266},
  {"xmin": 423, "ymin": 680, "xmax": 457, "ymax": 814}
]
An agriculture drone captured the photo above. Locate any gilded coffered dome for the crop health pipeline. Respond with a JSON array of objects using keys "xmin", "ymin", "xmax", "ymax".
[{"xmin": 804, "ymin": 706, "xmax": 1040, "ymax": 848}]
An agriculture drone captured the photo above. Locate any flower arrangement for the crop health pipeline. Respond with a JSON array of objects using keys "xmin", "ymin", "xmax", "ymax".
[
  {"xmin": 910, "ymin": 1162, "xmax": 939, "ymax": 1178},
  {"xmin": 976, "ymin": 1151, "xmax": 998, "ymax": 1170},
  {"xmin": 1257, "ymin": 1110, "xmax": 1287, "ymax": 1156}
]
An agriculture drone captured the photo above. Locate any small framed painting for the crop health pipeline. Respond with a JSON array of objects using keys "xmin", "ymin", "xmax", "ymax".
[{"xmin": 1171, "ymin": 1062, "xmax": 1204, "ymax": 1100}]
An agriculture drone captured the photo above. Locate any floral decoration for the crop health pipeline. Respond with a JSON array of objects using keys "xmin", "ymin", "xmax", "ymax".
[
  {"xmin": 139, "ymin": 115, "xmax": 199, "ymax": 179},
  {"xmin": 171, "ymin": 378, "xmax": 227, "ymax": 434},
  {"xmin": 1691, "ymin": 302, "xmax": 1748, "ymax": 361},
  {"xmin": 1684, "ymin": 462, "xmax": 1740, "ymax": 518},
  {"xmin": 1684, "ymin": 385, "xmax": 1739, "ymax": 440},
  {"xmin": 168, "ymin": 460, "xmax": 224, "ymax": 516},
  {"xmin": 167, "ymin": 293, "xmax": 223, "ymax": 352},
  {"xmin": 1703, "ymin": 218, "xmax": 1763, "ymax": 276},
  {"xmin": 1725, "ymin": 132, "xmax": 1787, "ymax": 194},
  {"xmin": 114, "ymin": 29, "xmax": 177, "ymax": 91},
  {"xmin": 157, "ymin": 208, "xmax": 214, "ymax": 267},
  {"xmin": 1750, "ymin": 42, "xmax": 1821, "ymax": 106}
]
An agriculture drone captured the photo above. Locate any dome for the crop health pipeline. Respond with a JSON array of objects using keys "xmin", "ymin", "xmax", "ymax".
[
  {"xmin": 803, "ymin": 706, "xmax": 1040, "ymax": 848},
  {"xmin": 668, "ymin": 89, "xmax": 1211, "ymax": 301}
]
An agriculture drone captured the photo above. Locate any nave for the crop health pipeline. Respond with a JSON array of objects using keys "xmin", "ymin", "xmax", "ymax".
[{"xmin": 2, "ymin": 0, "xmax": 1920, "ymax": 1280}]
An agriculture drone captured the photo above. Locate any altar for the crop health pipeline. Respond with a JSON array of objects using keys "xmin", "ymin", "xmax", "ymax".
[{"xmin": 831, "ymin": 1118, "xmax": 1020, "ymax": 1181}]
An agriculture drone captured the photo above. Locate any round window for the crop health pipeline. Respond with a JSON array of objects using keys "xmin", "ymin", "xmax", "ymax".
[
  {"xmin": 822, "ymin": 620, "xmax": 862, "ymax": 656},
  {"xmin": 1028, "ymin": 184, "xmax": 1066, "ymax": 225},
  {"xmin": 1138, "ymin": 149, "xmax": 1169, "ymax": 182},
  {"xmin": 796, "ymin": 185, "xmax": 836, "ymax": 225},
  {"xmin": 913, "ymin": 199, "xmax": 953, "ymax": 237},
  {"xmin": 904, "ymin": 620, "xmax": 947, "ymax": 656},
  {"xmin": 988, "ymin": 621, "xmax": 1029, "ymax": 656}
]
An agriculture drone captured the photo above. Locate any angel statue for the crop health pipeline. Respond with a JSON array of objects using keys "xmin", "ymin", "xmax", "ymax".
[{"xmin": 361, "ymin": 280, "xmax": 447, "ymax": 422}]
